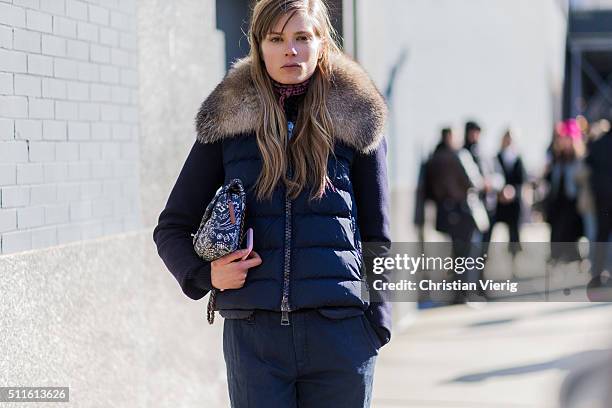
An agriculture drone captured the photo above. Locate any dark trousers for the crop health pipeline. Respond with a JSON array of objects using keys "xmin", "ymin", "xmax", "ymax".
[
  {"xmin": 592, "ymin": 198, "xmax": 612, "ymax": 277},
  {"xmin": 222, "ymin": 309, "xmax": 379, "ymax": 408}
]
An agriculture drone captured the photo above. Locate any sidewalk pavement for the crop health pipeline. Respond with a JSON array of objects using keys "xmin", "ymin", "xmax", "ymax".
[{"xmin": 372, "ymin": 301, "xmax": 612, "ymax": 408}]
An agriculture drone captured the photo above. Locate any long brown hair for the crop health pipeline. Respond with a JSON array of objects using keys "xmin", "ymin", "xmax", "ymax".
[{"xmin": 248, "ymin": 0, "xmax": 342, "ymax": 201}]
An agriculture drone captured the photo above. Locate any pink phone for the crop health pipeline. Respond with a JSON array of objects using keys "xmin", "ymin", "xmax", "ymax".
[{"xmin": 242, "ymin": 228, "xmax": 253, "ymax": 260}]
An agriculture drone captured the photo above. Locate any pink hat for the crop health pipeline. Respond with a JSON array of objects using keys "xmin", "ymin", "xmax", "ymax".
[{"xmin": 557, "ymin": 119, "xmax": 582, "ymax": 140}]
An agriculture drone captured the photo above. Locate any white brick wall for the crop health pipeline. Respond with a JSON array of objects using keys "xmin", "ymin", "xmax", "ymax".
[{"xmin": 0, "ymin": 0, "xmax": 140, "ymax": 254}]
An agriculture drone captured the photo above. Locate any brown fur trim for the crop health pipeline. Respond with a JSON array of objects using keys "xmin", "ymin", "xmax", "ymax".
[{"xmin": 195, "ymin": 53, "xmax": 387, "ymax": 153}]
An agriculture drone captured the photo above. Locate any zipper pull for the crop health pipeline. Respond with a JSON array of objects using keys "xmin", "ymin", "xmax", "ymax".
[{"xmin": 281, "ymin": 310, "xmax": 290, "ymax": 326}]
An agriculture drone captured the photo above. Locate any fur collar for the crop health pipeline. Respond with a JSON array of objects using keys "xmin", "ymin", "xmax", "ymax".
[{"xmin": 195, "ymin": 53, "xmax": 387, "ymax": 153}]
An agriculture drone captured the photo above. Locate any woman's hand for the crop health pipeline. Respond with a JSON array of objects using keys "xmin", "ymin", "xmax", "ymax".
[{"xmin": 211, "ymin": 249, "xmax": 262, "ymax": 291}]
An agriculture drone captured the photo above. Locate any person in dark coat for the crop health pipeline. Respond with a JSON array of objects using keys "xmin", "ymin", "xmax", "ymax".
[
  {"xmin": 545, "ymin": 120, "xmax": 585, "ymax": 263},
  {"xmin": 585, "ymin": 128, "xmax": 612, "ymax": 287},
  {"xmin": 492, "ymin": 130, "xmax": 525, "ymax": 257},
  {"xmin": 153, "ymin": 1, "xmax": 390, "ymax": 406}
]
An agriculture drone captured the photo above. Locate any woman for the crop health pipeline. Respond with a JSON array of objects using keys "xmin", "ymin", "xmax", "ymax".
[
  {"xmin": 153, "ymin": 1, "xmax": 391, "ymax": 406},
  {"xmin": 545, "ymin": 120, "xmax": 585, "ymax": 263},
  {"xmin": 492, "ymin": 130, "xmax": 525, "ymax": 258}
]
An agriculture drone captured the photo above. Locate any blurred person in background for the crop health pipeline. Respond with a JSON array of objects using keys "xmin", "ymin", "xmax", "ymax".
[
  {"xmin": 585, "ymin": 121, "xmax": 612, "ymax": 288},
  {"xmin": 544, "ymin": 119, "xmax": 585, "ymax": 264},
  {"xmin": 426, "ymin": 127, "xmax": 486, "ymax": 303},
  {"xmin": 491, "ymin": 129, "xmax": 526, "ymax": 258}
]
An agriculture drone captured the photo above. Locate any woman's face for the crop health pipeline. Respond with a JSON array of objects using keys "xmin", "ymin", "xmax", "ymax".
[{"xmin": 260, "ymin": 11, "xmax": 322, "ymax": 84}]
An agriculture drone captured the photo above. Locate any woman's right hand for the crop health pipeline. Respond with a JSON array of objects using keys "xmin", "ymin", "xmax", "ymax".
[{"xmin": 211, "ymin": 249, "xmax": 262, "ymax": 291}]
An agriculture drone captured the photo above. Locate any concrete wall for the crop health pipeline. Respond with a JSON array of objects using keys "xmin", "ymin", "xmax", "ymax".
[
  {"xmin": 1, "ymin": 0, "xmax": 229, "ymax": 406},
  {"xmin": 0, "ymin": 0, "xmax": 142, "ymax": 255},
  {"xmin": 357, "ymin": 0, "xmax": 568, "ymax": 241}
]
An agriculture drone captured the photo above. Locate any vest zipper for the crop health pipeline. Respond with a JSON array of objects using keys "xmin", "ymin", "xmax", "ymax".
[{"xmin": 280, "ymin": 121, "xmax": 295, "ymax": 326}]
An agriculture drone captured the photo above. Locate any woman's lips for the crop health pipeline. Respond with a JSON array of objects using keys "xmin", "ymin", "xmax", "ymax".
[{"xmin": 282, "ymin": 64, "xmax": 301, "ymax": 69}]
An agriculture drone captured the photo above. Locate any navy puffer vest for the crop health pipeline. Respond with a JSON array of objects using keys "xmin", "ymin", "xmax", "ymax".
[{"xmin": 195, "ymin": 53, "xmax": 387, "ymax": 322}]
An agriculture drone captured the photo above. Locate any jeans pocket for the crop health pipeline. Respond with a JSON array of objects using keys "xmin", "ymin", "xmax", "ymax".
[{"xmin": 359, "ymin": 315, "xmax": 381, "ymax": 353}]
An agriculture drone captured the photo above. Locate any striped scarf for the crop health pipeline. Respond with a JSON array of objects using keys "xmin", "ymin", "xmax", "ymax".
[{"xmin": 272, "ymin": 78, "xmax": 310, "ymax": 109}]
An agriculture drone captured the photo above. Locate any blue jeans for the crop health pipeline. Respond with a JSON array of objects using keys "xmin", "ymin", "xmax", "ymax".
[{"xmin": 222, "ymin": 309, "xmax": 379, "ymax": 408}]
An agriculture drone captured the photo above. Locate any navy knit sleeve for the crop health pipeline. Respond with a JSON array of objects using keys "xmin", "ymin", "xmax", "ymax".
[
  {"xmin": 153, "ymin": 140, "xmax": 224, "ymax": 300},
  {"xmin": 351, "ymin": 136, "xmax": 393, "ymax": 347}
]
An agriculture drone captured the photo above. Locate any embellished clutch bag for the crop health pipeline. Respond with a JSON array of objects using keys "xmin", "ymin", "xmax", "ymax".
[{"xmin": 192, "ymin": 178, "xmax": 247, "ymax": 324}]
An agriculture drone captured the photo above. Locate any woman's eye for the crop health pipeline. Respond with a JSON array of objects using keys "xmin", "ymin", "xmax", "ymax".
[
  {"xmin": 298, "ymin": 36, "xmax": 309, "ymax": 41},
  {"xmin": 270, "ymin": 37, "xmax": 281, "ymax": 43}
]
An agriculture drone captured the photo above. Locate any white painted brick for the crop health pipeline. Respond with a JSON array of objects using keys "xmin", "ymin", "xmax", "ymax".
[
  {"xmin": 111, "ymin": 86, "xmax": 128, "ymax": 104},
  {"xmin": 2, "ymin": 230, "xmax": 31, "ymax": 253},
  {"xmin": 78, "ymin": 141, "xmax": 99, "ymax": 160},
  {"xmin": 0, "ymin": 208, "xmax": 17, "ymax": 232},
  {"xmin": 55, "ymin": 142, "xmax": 78, "ymax": 160},
  {"xmin": 44, "ymin": 203, "xmax": 69, "ymax": 224},
  {"xmin": 112, "ymin": 160, "xmax": 135, "ymax": 177},
  {"xmin": 119, "ymin": 32, "xmax": 136, "ymax": 50},
  {"xmin": 92, "ymin": 198, "xmax": 111, "ymax": 217},
  {"xmin": 0, "ymin": 119, "xmax": 14, "ymax": 140},
  {"xmin": 111, "ymin": 123, "xmax": 130, "ymax": 140},
  {"xmin": 56, "ymin": 182, "xmax": 78, "ymax": 201},
  {"xmin": 101, "ymin": 142, "xmax": 119, "ymax": 159},
  {"xmin": 69, "ymin": 200, "xmax": 90, "ymax": 220},
  {"xmin": 120, "ymin": 68, "xmax": 137, "ymax": 87},
  {"xmin": 120, "ymin": 142, "xmax": 138, "ymax": 160},
  {"xmin": 102, "ymin": 179, "xmax": 120, "ymax": 196},
  {"xmin": 30, "ymin": 184, "xmax": 56, "ymax": 205},
  {"xmin": 28, "ymin": 141, "xmax": 55, "ymax": 161},
  {"xmin": 113, "ymin": 196, "xmax": 129, "ymax": 215},
  {"xmin": 1, "ymin": 185, "xmax": 29, "ymax": 207},
  {"xmin": 77, "ymin": 61, "xmax": 98, "ymax": 81},
  {"xmin": 99, "ymin": 65, "xmax": 118, "ymax": 83},
  {"xmin": 41, "ymin": 0, "xmax": 65, "ymax": 15},
  {"xmin": 57, "ymin": 223, "xmax": 80, "ymax": 243},
  {"xmin": 90, "ymin": 122, "xmax": 109, "ymax": 140},
  {"xmin": 17, "ymin": 205, "xmax": 44, "ymax": 227},
  {"xmin": 91, "ymin": 84, "xmax": 111, "ymax": 102},
  {"xmin": 110, "ymin": 48, "xmax": 128, "ymax": 67},
  {"xmin": 91, "ymin": 160, "xmax": 111, "ymax": 178},
  {"xmin": 99, "ymin": 27, "xmax": 117, "ymax": 46},
  {"xmin": 55, "ymin": 100, "xmax": 77, "ymax": 120},
  {"xmin": 67, "ymin": 121, "xmax": 89, "ymax": 140},
  {"xmin": 109, "ymin": 10, "xmax": 127, "ymax": 31},
  {"xmin": 0, "ymin": 49, "xmax": 27, "ymax": 72},
  {"xmin": 118, "ymin": 0, "xmax": 135, "ymax": 14},
  {"xmin": 121, "ymin": 178, "xmax": 137, "ymax": 195},
  {"xmin": 0, "ymin": 95, "xmax": 28, "ymax": 117},
  {"xmin": 67, "ymin": 161, "xmax": 89, "ymax": 180},
  {"xmin": 81, "ymin": 220, "xmax": 102, "ymax": 240},
  {"xmin": 54, "ymin": 57, "xmax": 78, "ymax": 79},
  {"xmin": 130, "ymin": 125, "xmax": 138, "ymax": 140},
  {"xmin": 90, "ymin": 43, "xmax": 109, "ymax": 63},
  {"xmin": 66, "ymin": 39, "xmax": 88, "ymax": 60},
  {"xmin": 0, "ymin": 3, "xmax": 26, "ymax": 28},
  {"xmin": 0, "ymin": 72, "xmax": 13, "ymax": 95},
  {"xmin": 15, "ymin": 119, "xmax": 42, "ymax": 140},
  {"xmin": 78, "ymin": 102, "xmax": 98, "ymax": 120},
  {"xmin": 13, "ymin": 28, "xmax": 41, "ymax": 52},
  {"xmin": 14, "ymin": 74, "xmax": 41, "ymax": 97},
  {"xmin": 17, "ymin": 163, "xmax": 43, "ymax": 184},
  {"xmin": 121, "ymin": 106, "xmax": 137, "ymax": 123},
  {"xmin": 0, "ymin": 25, "xmax": 12, "ymax": 49},
  {"xmin": 43, "ymin": 162, "xmax": 67, "ymax": 182},
  {"xmin": 42, "ymin": 120, "xmax": 67, "ymax": 140},
  {"xmin": 0, "ymin": 164, "xmax": 17, "ymax": 185},
  {"xmin": 129, "ymin": 88, "xmax": 138, "ymax": 105},
  {"xmin": 42, "ymin": 77, "xmax": 66, "ymax": 98},
  {"xmin": 31, "ymin": 225, "xmax": 57, "ymax": 248},
  {"xmin": 80, "ymin": 181, "xmax": 100, "ymax": 199},
  {"xmin": 28, "ymin": 97, "xmax": 53, "ymax": 118},
  {"xmin": 26, "ymin": 9, "xmax": 52, "ymax": 33},
  {"xmin": 66, "ymin": 80, "xmax": 88, "ymax": 100},
  {"xmin": 26, "ymin": 53, "xmax": 52, "ymax": 75},
  {"xmin": 103, "ymin": 219, "xmax": 122, "ymax": 235},
  {"xmin": 42, "ymin": 34, "xmax": 66, "ymax": 56},
  {"xmin": 99, "ymin": 104, "xmax": 118, "ymax": 121},
  {"xmin": 53, "ymin": 16, "xmax": 76, "ymax": 38},
  {"xmin": 14, "ymin": 0, "xmax": 40, "ymax": 9},
  {"xmin": 76, "ymin": 21, "xmax": 97, "ymax": 42},
  {"xmin": 0, "ymin": 141, "xmax": 28, "ymax": 163},
  {"xmin": 104, "ymin": 0, "xmax": 119, "ymax": 10},
  {"xmin": 88, "ymin": 4, "xmax": 108, "ymax": 25},
  {"xmin": 66, "ymin": 0, "xmax": 87, "ymax": 20}
]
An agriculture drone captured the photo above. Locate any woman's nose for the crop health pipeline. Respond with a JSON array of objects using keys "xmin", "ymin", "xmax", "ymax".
[{"xmin": 285, "ymin": 44, "xmax": 297, "ymax": 56}]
